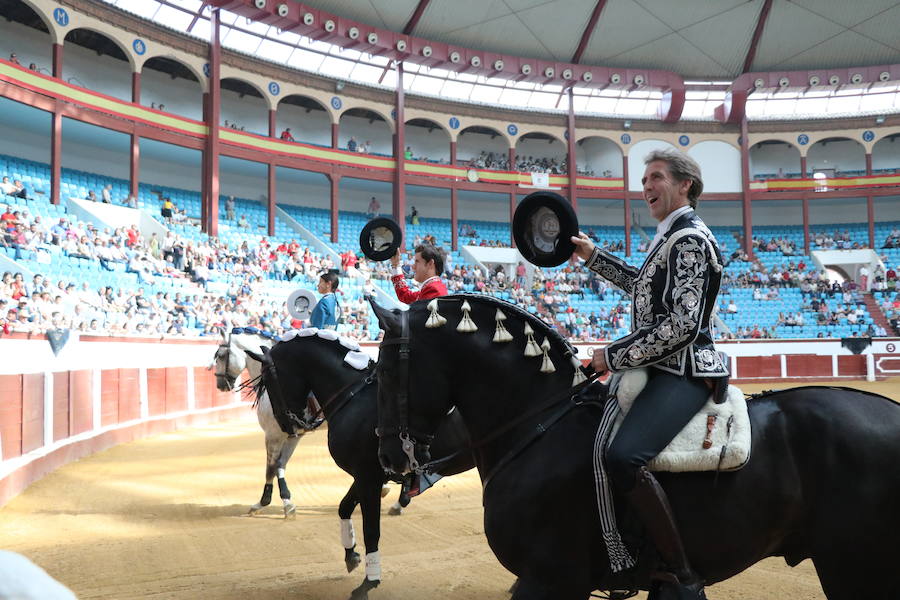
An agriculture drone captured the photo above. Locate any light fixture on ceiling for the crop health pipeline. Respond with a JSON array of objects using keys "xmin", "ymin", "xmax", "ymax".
[
  {"xmin": 875, "ymin": 115, "xmax": 886, "ymax": 125},
  {"xmin": 335, "ymin": 81, "xmax": 345, "ymax": 92},
  {"xmin": 623, "ymin": 120, "xmax": 632, "ymax": 130}
]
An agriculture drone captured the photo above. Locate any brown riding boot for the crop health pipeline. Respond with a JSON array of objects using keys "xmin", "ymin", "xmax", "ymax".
[{"xmin": 625, "ymin": 467, "xmax": 707, "ymax": 600}]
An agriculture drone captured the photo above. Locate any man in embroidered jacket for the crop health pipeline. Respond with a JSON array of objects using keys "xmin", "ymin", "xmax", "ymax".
[
  {"xmin": 390, "ymin": 243, "xmax": 448, "ymax": 303},
  {"xmin": 571, "ymin": 148, "xmax": 727, "ymax": 598}
]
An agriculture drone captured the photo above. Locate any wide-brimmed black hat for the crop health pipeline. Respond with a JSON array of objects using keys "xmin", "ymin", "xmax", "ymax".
[
  {"xmin": 513, "ymin": 191, "xmax": 578, "ymax": 267},
  {"xmin": 360, "ymin": 217, "xmax": 402, "ymax": 261}
]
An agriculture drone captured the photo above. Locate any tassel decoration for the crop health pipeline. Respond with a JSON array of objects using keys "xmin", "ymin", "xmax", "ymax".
[
  {"xmin": 523, "ymin": 323, "xmax": 542, "ymax": 357},
  {"xmin": 539, "ymin": 338, "xmax": 556, "ymax": 374},
  {"xmin": 493, "ymin": 309, "xmax": 513, "ymax": 343},
  {"xmin": 426, "ymin": 298, "xmax": 447, "ymax": 329},
  {"xmin": 457, "ymin": 300, "xmax": 478, "ymax": 333},
  {"xmin": 571, "ymin": 355, "xmax": 587, "ymax": 386}
]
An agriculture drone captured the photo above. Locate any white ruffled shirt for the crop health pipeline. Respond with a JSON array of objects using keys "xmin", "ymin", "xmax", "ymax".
[{"xmin": 648, "ymin": 205, "xmax": 692, "ymax": 254}]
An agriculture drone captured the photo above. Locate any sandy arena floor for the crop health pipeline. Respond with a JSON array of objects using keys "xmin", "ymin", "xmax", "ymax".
[{"xmin": 2, "ymin": 379, "xmax": 898, "ymax": 600}]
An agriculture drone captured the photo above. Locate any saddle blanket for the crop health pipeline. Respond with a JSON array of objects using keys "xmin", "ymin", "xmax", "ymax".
[{"xmin": 609, "ymin": 368, "xmax": 751, "ymax": 472}]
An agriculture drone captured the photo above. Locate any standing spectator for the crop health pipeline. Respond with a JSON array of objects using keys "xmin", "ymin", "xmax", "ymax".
[
  {"xmin": 161, "ymin": 197, "xmax": 174, "ymax": 223},
  {"xmin": 347, "ymin": 137, "xmax": 357, "ymax": 152},
  {"xmin": 859, "ymin": 265, "xmax": 869, "ymax": 292},
  {"xmin": 367, "ymin": 196, "xmax": 380, "ymax": 219},
  {"xmin": 123, "ymin": 195, "xmax": 137, "ymax": 208},
  {"xmin": 279, "ymin": 128, "xmax": 295, "ymax": 142},
  {"xmin": 409, "ymin": 206, "xmax": 419, "ymax": 225},
  {"xmin": 225, "ymin": 196, "xmax": 236, "ymax": 221},
  {"xmin": 101, "ymin": 184, "xmax": 112, "ymax": 204},
  {"xmin": 404, "ymin": 146, "xmax": 413, "ymax": 160}
]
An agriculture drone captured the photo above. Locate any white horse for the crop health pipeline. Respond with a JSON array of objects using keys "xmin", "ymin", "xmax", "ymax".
[{"xmin": 213, "ymin": 328, "xmax": 300, "ymax": 519}]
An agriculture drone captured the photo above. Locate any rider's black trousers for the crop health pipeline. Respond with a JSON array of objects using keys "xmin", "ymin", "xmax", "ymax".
[{"xmin": 606, "ymin": 368, "xmax": 710, "ymax": 493}]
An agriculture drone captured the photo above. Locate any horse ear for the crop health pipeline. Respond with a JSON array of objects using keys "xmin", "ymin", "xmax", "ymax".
[
  {"xmin": 245, "ymin": 349, "xmax": 264, "ymax": 363},
  {"xmin": 369, "ymin": 297, "xmax": 401, "ymax": 334}
]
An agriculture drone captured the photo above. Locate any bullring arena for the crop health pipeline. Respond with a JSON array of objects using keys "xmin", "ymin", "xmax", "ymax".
[{"xmin": 2, "ymin": 0, "xmax": 900, "ymax": 598}]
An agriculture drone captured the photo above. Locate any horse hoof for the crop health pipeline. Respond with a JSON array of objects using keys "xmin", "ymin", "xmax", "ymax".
[
  {"xmin": 345, "ymin": 550, "xmax": 361, "ymax": 573},
  {"xmin": 380, "ymin": 484, "xmax": 391, "ymax": 498},
  {"xmin": 283, "ymin": 503, "xmax": 296, "ymax": 520},
  {"xmin": 349, "ymin": 578, "xmax": 379, "ymax": 600},
  {"xmin": 387, "ymin": 502, "xmax": 403, "ymax": 516}
]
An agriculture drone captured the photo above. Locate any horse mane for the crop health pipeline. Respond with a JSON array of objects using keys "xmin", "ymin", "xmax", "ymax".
[{"xmin": 413, "ymin": 292, "xmax": 579, "ymax": 364}]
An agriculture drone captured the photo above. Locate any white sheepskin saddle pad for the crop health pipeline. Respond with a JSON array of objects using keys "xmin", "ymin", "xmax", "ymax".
[{"xmin": 609, "ymin": 368, "xmax": 751, "ymax": 473}]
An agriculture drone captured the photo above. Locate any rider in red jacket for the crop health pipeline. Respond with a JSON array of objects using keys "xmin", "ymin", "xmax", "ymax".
[{"xmin": 390, "ymin": 243, "xmax": 448, "ymax": 304}]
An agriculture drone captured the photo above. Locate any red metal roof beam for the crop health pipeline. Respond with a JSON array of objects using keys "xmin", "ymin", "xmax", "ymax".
[
  {"xmin": 741, "ymin": 0, "xmax": 773, "ymax": 74},
  {"xmin": 403, "ymin": 0, "xmax": 431, "ymax": 35},
  {"xmin": 571, "ymin": 0, "xmax": 608, "ymax": 64}
]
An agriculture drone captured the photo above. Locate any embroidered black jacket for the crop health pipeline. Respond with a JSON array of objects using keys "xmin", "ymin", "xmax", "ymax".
[{"xmin": 586, "ymin": 209, "xmax": 729, "ymax": 379}]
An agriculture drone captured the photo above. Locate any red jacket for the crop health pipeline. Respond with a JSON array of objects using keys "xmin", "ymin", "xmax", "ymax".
[{"xmin": 392, "ymin": 274, "xmax": 448, "ymax": 304}]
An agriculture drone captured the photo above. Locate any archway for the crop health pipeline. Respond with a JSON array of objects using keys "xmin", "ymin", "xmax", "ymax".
[
  {"xmin": 0, "ymin": 0, "xmax": 52, "ymax": 73},
  {"xmin": 339, "ymin": 108, "xmax": 393, "ymax": 156},
  {"xmin": 457, "ymin": 125, "xmax": 508, "ymax": 169},
  {"xmin": 276, "ymin": 94, "xmax": 331, "ymax": 147},
  {"xmin": 141, "ymin": 56, "xmax": 203, "ymax": 120},
  {"xmin": 807, "ymin": 137, "xmax": 866, "ymax": 178},
  {"xmin": 514, "ymin": 132, "xmax": 565, "ymax": 173},
  {"xmin": 220, "ymin": 77, "xmax": 267, "ymax": 136},
  {"xmin": 749, "ymin": 139, "xmax": 801, "ymax": 179},
  {"xmin": 404, "ymin": 118, "xmax": 450, "ymax": 163},
  {"xmin": 575, "ymin": 136, "xmax": 622, "ymax": 177},
  {"xmin": 63, "ymin": 28, "xmax": 132, "ymax": 101}
]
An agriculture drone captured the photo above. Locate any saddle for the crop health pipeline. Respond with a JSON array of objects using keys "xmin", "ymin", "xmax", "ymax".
[{"xmin": 608, "ymin": 368, "xmax": 751, "ymax": 473}]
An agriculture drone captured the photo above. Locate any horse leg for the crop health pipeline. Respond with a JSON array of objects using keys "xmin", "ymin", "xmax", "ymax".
[
  {"xmin": 387, "ymin": 486, "xmax": 407, "ymax": 516},
  {"xmin": 275, "ymin": 435, "xmax": 301, "ymax": 519},
  {"xmin": 338, "ymin": 485, "xmax": 361, "ymax": 574},
  {"xmin": 813, "ymin": 553, "xmax": 900, "ymax": 600},
  {"xmin": 509, "ymin": 578, "xmax": 590, "ymax": 600},
  {"xmin": 248, "ymin": 443, "xmax": 278, "ymax": 516},
  {"xmin": 348, "ymin": 483, "xmax": 383, "ymax": 600}
]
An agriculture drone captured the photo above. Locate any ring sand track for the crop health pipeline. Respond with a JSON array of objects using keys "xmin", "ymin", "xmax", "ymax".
[{"xmin": 2, "ymin": 379, "xmax": 898, "ymax": 599}]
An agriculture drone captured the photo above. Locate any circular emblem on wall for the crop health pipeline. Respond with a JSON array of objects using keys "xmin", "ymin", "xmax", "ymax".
[
  {"xmin": 797, "ymin": 134, "xmax": 809, "ymax": 145},
  {"xmin": 887, "ymin": 343, "xmax": 896, "ymax": 353},
  {"xmin": 466, "ymin": 169, "xmax": 479, "ymax": 183},
  {"xmin": 678, "ymin": 135, "xmax": 690, "ymax": 146},
  {"xmin": 449, "ymin": 117, "xmax": 460, "ymax": 130},
  {"xmin": 53, "ymin": 7, "xmax": 69, "ymax": 27},
  {"xmin": 132, "ymin": 39, "xmax": 146, "ymax": 55},
  {"xmin": 268, "ymin": 81, "xmax": 280, "ymax": 96},
  {"xmin": 862, "ymin": 130, "xmax": 875, "ymax": 142},
  {"xmin": 507, "ymin": 124, "xmax": 518, "ymax": 136},
  {"xmin": 203, "ymin": 63, "xmax": 210, "ymax": 77},
  {"xmin": 331, "ymin": 96, "xmax": 342, "ymax": 110},
  {"xmin": 620, "ymin": 133, "xmax": 631, "ymax": 144}
]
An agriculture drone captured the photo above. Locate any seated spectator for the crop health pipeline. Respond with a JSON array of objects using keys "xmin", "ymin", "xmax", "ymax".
[
  {"xmin": 9, "ymin": 53, "xmax": 20, "ymax": 65},
  {"xmin": 347, "ymin": 137, "xmax": 358, "ymax": 152},
  {"xmin": 0, "ymin": 177, "xmax": 16, "ymax": 196},
  {"xmin": 280, "ymin": 128, "xmax": 295, "ymax": 142},
  {"xmin": 237, "ymin": 214, "xmax": 250, "ymax": 229},
  {"xmin": 367, "ymin": 197, "xmax": 380, "ymax": 218}
]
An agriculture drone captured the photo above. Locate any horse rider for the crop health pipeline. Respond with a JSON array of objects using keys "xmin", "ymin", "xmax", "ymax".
[
  {"xmin": 570, "ymin": 148, "xmax": 728, "ymax": 599},
  {"xmin": 390, "ymin": 243, "xmax": 449, "ymax": 303},
  {"xmin": 311, "ymin": 270, "xmax": 341, "ymax": 330},
  {"xmin": 303, "ymin": 270, "xmax": 342, "ymax": 428},
  {"xmin": 390, "ymin": 243, "xmax": 449, "ymax": 497}
]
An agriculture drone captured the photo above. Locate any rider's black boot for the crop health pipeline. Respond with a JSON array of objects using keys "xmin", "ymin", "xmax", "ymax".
[{"xmin": 625, "ymin": 467, "xmax": 707, "ymax": 600}]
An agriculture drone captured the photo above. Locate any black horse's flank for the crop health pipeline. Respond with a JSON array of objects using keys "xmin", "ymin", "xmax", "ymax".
[
  {"xmin": 250, "ymin": 331, "xmax": 474, "ymax": 600},
  {"xmin": 372, "ymin": 293, "xmax": 900, "ymax": 600}
]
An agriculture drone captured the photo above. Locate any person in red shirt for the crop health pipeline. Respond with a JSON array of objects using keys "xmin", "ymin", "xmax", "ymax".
[
  {"xmin": 279, "ymin": 128, "xmax": 295, "ymax": 142},
  {"xmin": 390, "ymin": 243, "xmax": 448, "ymax": 303}
]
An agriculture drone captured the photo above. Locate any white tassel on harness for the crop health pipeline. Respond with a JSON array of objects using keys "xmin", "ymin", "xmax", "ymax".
[
  {"xmin": 539, "ymin": 338, "xmax": 556, "ymax": 374},
  {"xmin": 571, "ymin": 355, "xmax": 587, "ymax": 386},
  {"xmin": 523, "ymin": 323, "xmax": 542, "ymax": 357},
  {"xmin": 493, "ymin": 309, "xmax": 513, "ymax": 343},
  {"xmin": 457, "ymin": 300, "xmax": 478, "ymax": 333},
  {"xmin": 425, "ymin": 298, "xmax": 447, "ymax": 329}
]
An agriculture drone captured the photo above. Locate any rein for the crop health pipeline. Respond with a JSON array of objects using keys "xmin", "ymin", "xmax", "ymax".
[
  {"xmin": 260, "ymin": 348, "xmax": 375, "ymax": 436},
  {"xmin": 377, "ymin": 306, "xmax": 601, "ymax": 483}
]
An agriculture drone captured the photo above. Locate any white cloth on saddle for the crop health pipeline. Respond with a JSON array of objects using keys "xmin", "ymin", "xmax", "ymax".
[
  {"xmin": 609, "ymin": 368, "xmax": 751, "ymax": 472},
  {"xmin": 344, "ymin": 350, "xmax": 371, "ymax": 371},
  {"xmin": 279, "ymin": 328, "xmax": 361, "ymax": 352}
]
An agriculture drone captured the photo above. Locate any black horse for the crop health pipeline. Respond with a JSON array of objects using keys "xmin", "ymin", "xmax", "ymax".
[
  {"xmin": 372, "ymin": 294, "xmax": 900, "ymax": 600},
  {"xmin": 247, "ymin": 330, "xmax": 474, "ymax": 599}
]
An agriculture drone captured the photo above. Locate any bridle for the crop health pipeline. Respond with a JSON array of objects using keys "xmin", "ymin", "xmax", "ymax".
[
  {"xmin": 214, "ymin": 331, "xmax": 235, "ymax": 383},
  {"xmin": 374, "ymin": 310, "xmax": 434, "ymax": 472},
  {"xmin": 258, "ymin": 342, "xmax": 377, "ymax": 436},
  {"xmin": 374, "ymin": 301, "xmax": 602, "ymax": 484}
]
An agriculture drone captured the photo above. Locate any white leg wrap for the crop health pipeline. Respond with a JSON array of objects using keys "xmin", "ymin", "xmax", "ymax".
[
  {"xmin": 340, "ymin": 519, "xmax": 356, "ymax": 549},
  {"xmin": 277, "ymin": 468, "xmax": 286, "ymax": 479},
  {"xmin": 364, "ymin": 551, "xmax": 381, "ymax": 581}
]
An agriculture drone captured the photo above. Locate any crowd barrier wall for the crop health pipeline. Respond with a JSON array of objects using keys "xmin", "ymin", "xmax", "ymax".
[
  {"xmin": 0, "ymin": 333, "xmax": 241, "ymax": 507},
  {"xmin": 3, "ymin": 334, "xmax": 899, "ymax": 507}
]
